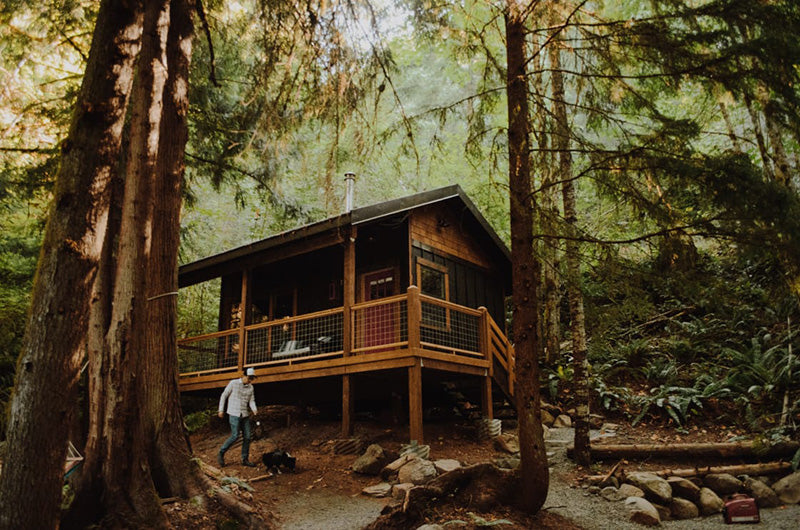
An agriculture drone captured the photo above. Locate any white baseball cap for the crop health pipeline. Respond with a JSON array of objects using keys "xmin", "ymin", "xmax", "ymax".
[{"xmin": 246, "ymin": 367, "xmax": 256, "ymax": 377}]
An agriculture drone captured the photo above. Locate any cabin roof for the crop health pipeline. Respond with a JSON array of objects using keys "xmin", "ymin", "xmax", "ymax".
[{"xmin": 179, "ymin": 185, "xmax": 510, "ymax": 287}]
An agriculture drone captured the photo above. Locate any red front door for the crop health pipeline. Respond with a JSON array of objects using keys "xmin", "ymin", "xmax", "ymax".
[{"xmin": 363, "ymin": 269, "xmax": 397, "ymax": 350}]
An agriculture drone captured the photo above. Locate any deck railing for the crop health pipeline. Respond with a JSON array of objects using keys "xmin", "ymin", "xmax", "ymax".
[
  {"xmin": 351, "ymin": 294, "xmax": 409, "ymax": 353},
  {"xmin": 178, "ymin": 287, "xmax": 514, "ymax": 392},
  {"xmin": 244, "ymin": 307, "xmax": 344, "ymax": 366},
  {"xmin": 178, "ymin": 329, "xmax": 240, "ymax": 375}
]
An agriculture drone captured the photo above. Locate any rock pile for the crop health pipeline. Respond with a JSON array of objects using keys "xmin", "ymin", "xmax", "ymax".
[
  {"xmin": 353, "ymin": 443, "xmax": 462, "ymax": 499},
  {"xmin": 590, "ymin": 469, "xmax": 800, "ymax": 525}
]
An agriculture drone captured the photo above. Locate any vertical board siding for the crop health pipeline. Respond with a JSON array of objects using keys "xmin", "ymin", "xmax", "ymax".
[{"xmin": 409, "ymin": 206, "xmax": 506, "ymax": 327}]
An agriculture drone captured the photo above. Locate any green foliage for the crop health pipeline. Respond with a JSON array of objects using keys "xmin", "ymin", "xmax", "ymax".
[
  {"xmin": 721, "ymin": 329, "xmax": 800, "ymax": 427},
  {"xmin": 584, "ymin": 247, "xmax": 798, "ymax": 428},
  {"xmin": 630, "ymin": 375, "xmax": 732, "ymax": 427},
  {"xmin": 183, "ymin": 409, "xmax": 214, "ymax": 434}
]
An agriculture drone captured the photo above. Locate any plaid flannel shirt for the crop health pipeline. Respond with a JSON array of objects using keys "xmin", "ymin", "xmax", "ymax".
[{"xmin": 219, "ymin": 378, "xmax": 257, "ymax": 418}]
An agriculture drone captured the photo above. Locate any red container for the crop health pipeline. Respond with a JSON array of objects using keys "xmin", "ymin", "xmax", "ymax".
[{"xmin": 723, "ymin": 494, "xmax": 760, "ymax": 524}]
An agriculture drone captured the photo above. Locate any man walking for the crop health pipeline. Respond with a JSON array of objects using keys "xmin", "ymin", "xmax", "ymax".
[{"xmin": 218, "ymin": 367, "xmax": 258, "ymax": 467}]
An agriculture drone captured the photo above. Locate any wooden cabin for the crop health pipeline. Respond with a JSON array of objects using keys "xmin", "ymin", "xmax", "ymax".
[{"xmin": 177, "ymin": 185, "xmax": 515, "ymax": 443}]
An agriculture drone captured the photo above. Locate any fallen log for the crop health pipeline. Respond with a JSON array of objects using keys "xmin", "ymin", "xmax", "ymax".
[
  {"xmin": 568, "ymin": 441, "xmax": 799, "ymax": 460},
  {"xmin": 193, "ymin": 461, "xmax": 271, "ymax": 529},
  {"xmin": 585, "ymin": 461, "xmax": 792, "ymax": 484}
]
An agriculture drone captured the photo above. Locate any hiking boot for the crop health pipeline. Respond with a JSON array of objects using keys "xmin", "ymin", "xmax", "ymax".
[
  {"xmin": 242, "ymin": 460, "xmax": 257, "ymax": 468},
  {"xmin": 217, "ymin": 452, "xmax": 225, "ymax": 468}
]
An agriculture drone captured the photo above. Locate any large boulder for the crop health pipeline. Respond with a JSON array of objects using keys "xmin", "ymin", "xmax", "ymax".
[
  {"xmin": 381, "ymin": 454, "xmax": 416, "ymax": 481},
  {"xmin": 703, "ymin": 473, "xmax": 743, "ymax": 496},
  {"xmin": 392, "ymin": 482, "xmax": 414, "ymax": 501},
  {"xmin": 362, "ymin": 482, "xmax": 392, "ymax": 498},
  {"xmin": 553, "ymin": 414, "xmax": 572, "ymax": 428},
  {"xmin": 667, "ymin": 476, "xmax": 701, "ymax": 503},
  {"xmin": 624, "ymin": 497, "xmax": 661, "ymax": 526},
  {"xmin": 743, "ymin": 476, "xmax": 781, "ymax": 508},
  {"xmin": 493, "ymin": 433, "xmax": 520, "ymax": 454},
  {"xmin": 772, "ymin": 470, "xmax": 800, "ymax": 504},
  {"xmin": 698, "ymin": 487, "xmax": 724, "ymax": 515},
  {"xmin": 433, "ymin": 459, "xmax": 461, "ymax": 474},
  {"xmin": 352, "ymin": 444, "xmax": 390, "ymax": 475},
  {"xmin": 541, "ymin": 409, "xmax": 555, "ymax": 426},
  {"xmin": 494, "ymin": 455, "xmax": 520, "ymax": 470},
  {"xmin": 397, "ymin": 458, "xmax": 438, "ymax": 485},
  {"xmin": 601, "ymin": 484, "xmax": 645, "ymax": 502},
  {"xmin": 626, "ymin": 471, "xmax": 673, "ymax": 504},
  {"xmin": 669, "ymin": 497, "xmax": 699, "ymax": 520}
]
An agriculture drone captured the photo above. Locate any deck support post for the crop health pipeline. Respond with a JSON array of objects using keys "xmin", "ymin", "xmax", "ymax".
[
  {"xmin": 342, "ymin": 374, "xmax": 354, "ymax": 437},
  {"xmin": 341, "ymin": 227, "xmax": 357, "ymax": 436},
  {"xmin": 481, "ymin": 374, "xmax": 493, "ymax": 420},
  {"xmin": 408, "ymin": 359, "xmax": 423, "ymax": 444},
  {"xmin": 238, "ymin": 269, "xmax": 249, "ymax": 372}
]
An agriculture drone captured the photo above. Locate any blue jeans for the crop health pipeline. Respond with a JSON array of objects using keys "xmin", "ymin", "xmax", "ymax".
[{"xmin": 219, "ymin": 415, "xmax": 252, "ymax": 462}]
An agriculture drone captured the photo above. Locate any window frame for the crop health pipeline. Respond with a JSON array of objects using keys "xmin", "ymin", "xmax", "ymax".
[{"xmin": 416, "ymin": 258, "xmax": 450, "ymax": 331}]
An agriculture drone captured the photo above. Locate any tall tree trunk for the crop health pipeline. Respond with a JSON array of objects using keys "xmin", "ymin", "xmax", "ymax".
[
  {"xmin": 742, "ymin": 91, "xmax": 774, "ymax": 181},
  {"xmin": 533, "ymin": 42, "xmax": 561, "ymax": 366},
  {"xmin": 0, "ymin": 1, "xmax": 144, "ymax": 528},
  {"xmin": 145, "ymin": 0, "xmax": 202, "ymax": 500},
  {"xmin": 66, "ymin": 1, "xmax": 172, "ymax": 526},
  {"xmin": 505, "ymin": 0, "xmax": 549, "ymax": 513},
  {"xmin": 549, "ymin": 39, "xmax": 590, "ymax": 467}
]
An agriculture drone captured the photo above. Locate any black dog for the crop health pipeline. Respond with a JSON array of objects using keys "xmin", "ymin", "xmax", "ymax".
[{"xmin": 262, "ymin": 449, "xmax": 296, "ymax": 473}]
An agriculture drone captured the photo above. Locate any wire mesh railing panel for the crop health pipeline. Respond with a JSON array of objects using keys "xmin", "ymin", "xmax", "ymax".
[
  {"xmin": 245, "ymin": 309, "xmax": 344, "ymax": 364},
  {"xmin": 420, "ymin": 300, "xmax": 481, "ymax": 355},
  {"xmin": 178, "ymin": 332, "xmax": 239, "ymax": 374},
  {"xmin": 352, "ymin": 298, "xmax": 408, "ymax": 352}
]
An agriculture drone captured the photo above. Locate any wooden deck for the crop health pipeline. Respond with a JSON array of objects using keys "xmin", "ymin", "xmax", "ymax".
[
  {"xmin": 178, "ymin": 287, "xmax": 514, "ymax": 442},
  {"xmin": 178, "ymin": 287, "xmax": 513, "ymax": 392}
]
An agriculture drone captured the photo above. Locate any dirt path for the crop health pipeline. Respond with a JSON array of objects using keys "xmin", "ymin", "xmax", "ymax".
[
  {"xmin": 183, "ymin": 417, "xmax": 800, "ymax": 530},
  {"xmin": 269, "ymin": 489, "xmax": 385, "ymax": 530}
]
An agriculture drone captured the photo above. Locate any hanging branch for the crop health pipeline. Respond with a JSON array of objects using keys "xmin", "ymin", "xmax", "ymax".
[{"xmin": 195, "ymin": 0, "xmax": 220, "ymax": 87}]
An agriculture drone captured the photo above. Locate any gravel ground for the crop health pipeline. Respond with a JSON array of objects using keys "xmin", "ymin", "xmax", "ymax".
[
  {"xmin": 270, "ymin": 488, "xmax": 386, "ymax": 530},
  {"xmin": 544, "ymin": 428, "xmax": 800, "ymax": 530}
]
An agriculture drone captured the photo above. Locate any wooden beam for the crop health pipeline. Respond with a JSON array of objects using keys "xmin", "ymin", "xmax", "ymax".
[
  {"xmin": 238, "ymin": 269, "xmax": 249, "ymax": 372},
  {"xmin": 342, "ymin": 375, "xmax": 354, "ymax": 437},
  {"xmin": 179, "ymin": 353, "xmax": 418, "ymax": 391},
  {"xmin": 416, "ymin": 358, "xmax": 486, "ymax": 376},
  {"xmin": 408, "ymin": 360, "xmax": 423, "ymax": 444},
  {"xmin": 481, "ymin": 375, "xmax": 493, "ymax": 420},
  {"xmin": 343, "ymin": 226, "xmax": 356, "ymax": 356}
]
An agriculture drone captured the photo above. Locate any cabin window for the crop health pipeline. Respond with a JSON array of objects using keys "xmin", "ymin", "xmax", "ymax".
[
  {"xmin": 417, "ymin": 258, "xmax": 450, "ymax": 330},
  {"xmin": 417, "ymin": 259, "xmax": 449, "ymax": 300}
]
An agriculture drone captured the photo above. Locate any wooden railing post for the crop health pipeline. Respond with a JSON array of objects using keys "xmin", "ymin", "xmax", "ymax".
[
  {"xmin": 407, "ymin": 285, "xmax": 421, "ymax": 352},
  {"xmin": 238, "ymin": 269, "xmax": 249, "ymax": 371},
  {"xmin": 478, "ymin": 306, "xmax": 490, "ymax": 368}
]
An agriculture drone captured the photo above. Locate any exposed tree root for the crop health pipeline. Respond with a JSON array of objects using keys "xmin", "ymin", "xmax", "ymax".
[{"xmin": 364, "ymin": 463, "xmax": 520, "ymax": 530}]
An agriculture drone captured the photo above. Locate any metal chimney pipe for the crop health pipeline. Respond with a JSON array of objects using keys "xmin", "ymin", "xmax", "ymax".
[{"xmin": 344, "ymin": 172, "xmax": 356, "ymax": 212}]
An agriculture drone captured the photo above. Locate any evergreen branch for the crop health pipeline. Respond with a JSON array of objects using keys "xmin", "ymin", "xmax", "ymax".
[
  {"xmin": 0, "ymin": 146, "xmax": 58, "ymax": 154},
  {"xmin": 195, "ymin": 0, "xmax": 220, "ymax": 87}
]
